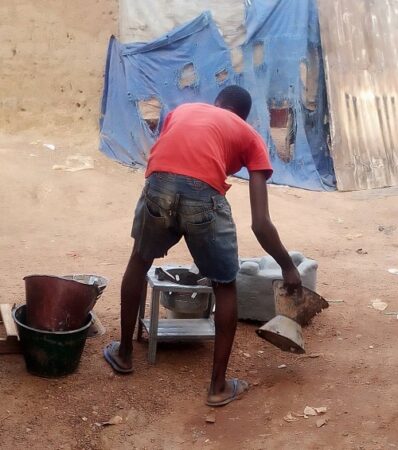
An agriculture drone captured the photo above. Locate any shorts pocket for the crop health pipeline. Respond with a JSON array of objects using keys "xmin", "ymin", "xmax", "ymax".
[
  {"xmin": 186, "ymin": 213, "xmax": 216, "ymax": 242},
  {"xmin": 145, "ymin": 197, "xmax": 166, "ymax": 220},
  {"xmin": 144, "ymin": 198, "xmax": 167, "ymax": 228}
]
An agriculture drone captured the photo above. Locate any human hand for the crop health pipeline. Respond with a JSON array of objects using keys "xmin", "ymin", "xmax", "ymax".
[{"xmin": 282, "ymin": 266, "xmax": 302, "ymax": 295}]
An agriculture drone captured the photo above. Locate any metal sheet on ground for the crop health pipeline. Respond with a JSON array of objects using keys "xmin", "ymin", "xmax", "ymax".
[{"xmin": 318, "ymin": 0, "xmax": 398, "ymax": 191}]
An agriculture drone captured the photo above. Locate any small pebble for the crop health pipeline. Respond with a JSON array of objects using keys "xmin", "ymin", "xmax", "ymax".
[
  {"xmin": 205, "ymin": 411, "xmax": 216, "ymax": 424},
  {"xmin": 316, "ymin": 418, "xmax": 328, "ymax": 428}
]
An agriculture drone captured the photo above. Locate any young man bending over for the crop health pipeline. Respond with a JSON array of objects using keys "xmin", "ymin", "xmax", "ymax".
[{"xmin": 104, "ymin": 85, "xmax": 302, "ymax": 407}]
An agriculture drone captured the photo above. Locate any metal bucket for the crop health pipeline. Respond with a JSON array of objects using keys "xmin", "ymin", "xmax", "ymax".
[
  {"xmin": 24, "ymin": 274, "xmax": 107, "ymax": 331},
  {"xmin": 256, "ymin": 281, "xmax": 329, "ymax": 353},
  {"xmin": 13, "ymin": 305, "xmax": 93, "ymax": 377},
  {"xmin": 256, "ymin": 315, "xmax": 305, "ymax": 353}
]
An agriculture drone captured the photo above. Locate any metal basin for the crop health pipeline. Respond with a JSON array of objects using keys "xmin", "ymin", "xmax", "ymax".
[{"xmin": 157, "ymin": 268, "xmax": 210, "ymax": 316}]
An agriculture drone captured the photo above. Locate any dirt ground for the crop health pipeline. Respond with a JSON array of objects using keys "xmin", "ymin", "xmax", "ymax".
[
  {"xmin": 1, "ymin": 1, "xmax": 398, "ymax": 448},
  {"xmin": 1, "ymin": 130, "xmax": 398, "ymax": 450}
]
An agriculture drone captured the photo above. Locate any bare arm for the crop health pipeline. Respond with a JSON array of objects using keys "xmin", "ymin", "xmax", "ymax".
[{"xmin": 249, "ymin": 170, "xmax": 301, "ymax": 291}]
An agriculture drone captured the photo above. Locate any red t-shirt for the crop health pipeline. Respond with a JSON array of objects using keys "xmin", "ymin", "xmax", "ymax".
[{"xmin": 145, "ymin": 103, "xmax": 272, "ymax": 194}]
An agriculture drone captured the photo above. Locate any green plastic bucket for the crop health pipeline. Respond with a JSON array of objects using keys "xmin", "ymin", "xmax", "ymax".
[{"xmin": 13, "ymin": 305, "xmax": 93, "ymax": 377}]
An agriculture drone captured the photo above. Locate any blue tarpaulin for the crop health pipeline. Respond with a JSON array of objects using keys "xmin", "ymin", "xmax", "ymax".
[{"xmin": 100, "ymin": 0, "xmax": 336, "ymax": 190}]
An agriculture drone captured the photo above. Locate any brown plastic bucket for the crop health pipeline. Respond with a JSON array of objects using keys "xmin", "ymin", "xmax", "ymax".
[{"xmin": 24, "ymin": 274, "xmax": 107, "ymax": 331}]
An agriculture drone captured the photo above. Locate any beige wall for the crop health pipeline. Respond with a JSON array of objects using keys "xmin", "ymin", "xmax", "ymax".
[
  {"xmin": 118, "ymin": 0, "xmax": 247, "ymax": 74},
  {"xmin": 0, "ymin": 0, "xmax": 118, "ymax": 132},
  {"xmin": 119, "ymin": 0, "xmax": 246, "ymax": 47}
]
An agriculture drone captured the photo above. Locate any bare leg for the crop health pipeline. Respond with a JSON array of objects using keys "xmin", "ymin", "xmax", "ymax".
[
  {"xmin": 209, "ymin": 281, "xmax": 238, "ymax": 396},
  {"xmin": 108, "ymin": 246, "xmax": 153, "ymax": 371}
]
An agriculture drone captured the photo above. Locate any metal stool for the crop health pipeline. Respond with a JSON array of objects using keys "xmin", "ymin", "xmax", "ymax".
[{"xmin": 137, "ymin": 266, "xmax": 215, "ymax": 364}]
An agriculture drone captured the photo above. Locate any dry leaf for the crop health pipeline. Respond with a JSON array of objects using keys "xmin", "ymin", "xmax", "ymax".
[
  {"xmin": 371, "ymin": 300, "xmax": 388, "ymax": 311},
  {"xmin": 284, "ymin": 413, "xmax": 299, "ymax": 423},
  {"xmin": 102, "ymin": 415, "xmax": 123, "ymax": 426},
  {"xmin": 304, "ymin": 406, "xmax": 317, "ymax": 416},
  {"xmin": 316, "ymin": 418, "xmax": 328, "ymax": 428},
  {"xmin": 243, "ymin": 352, "xmax": 251, "ymax": 358}
]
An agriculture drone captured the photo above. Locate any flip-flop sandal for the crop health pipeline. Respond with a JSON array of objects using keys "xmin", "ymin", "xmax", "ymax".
[
  {"xmin": 103, "ymin": 341, "xmax": 134, "ymax": 374},
  {"xmin": 206, "ymin": 378, "xmax": 249, "ymax": 407}
]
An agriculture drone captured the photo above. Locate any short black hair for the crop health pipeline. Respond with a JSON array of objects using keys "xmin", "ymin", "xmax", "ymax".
[{"xmin": 214, "ymin": 85, "xmax": 252, "ymax": 120}]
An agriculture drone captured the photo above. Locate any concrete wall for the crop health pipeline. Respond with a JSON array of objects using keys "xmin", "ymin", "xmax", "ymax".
[
  {"xmin": 119, "ymin": 0, "xmax": 246, "ymax": 46},
  {"xmin": 0, "ymin": 0, "xmax": 118, "ymax": 132}
]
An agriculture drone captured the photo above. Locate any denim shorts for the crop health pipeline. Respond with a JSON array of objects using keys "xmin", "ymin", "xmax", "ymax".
[{"xmin": 131, "ymin": 172, "xmax": 239, "ymax": 283}]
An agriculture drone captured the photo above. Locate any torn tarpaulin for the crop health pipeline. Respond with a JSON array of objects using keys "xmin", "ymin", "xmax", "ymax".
[{"xmin": 99, "ymin": 0, "xmax": 335, "ymax": 191}]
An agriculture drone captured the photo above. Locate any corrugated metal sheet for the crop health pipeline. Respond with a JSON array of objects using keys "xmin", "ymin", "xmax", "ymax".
[{"xmin": 318, "ymin": 0, "xmax": 398, "ymax": 190}]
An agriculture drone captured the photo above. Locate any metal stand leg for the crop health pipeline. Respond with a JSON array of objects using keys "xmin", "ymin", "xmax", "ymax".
[
  {"xmin": 203, "ymin": 292, "xmax": 215, "ymax": 318},
  {"xmin": 136, "ymin": 280, "xmax": 148, "ymax": 342},
  {"xmin": 148, "ymin": 289, "xmax": 160, "ymax": 364}
]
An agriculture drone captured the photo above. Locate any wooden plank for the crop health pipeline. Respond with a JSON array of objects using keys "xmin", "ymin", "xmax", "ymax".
[
  {"xmin": 141, "ymin": 318, "xmax": 215, "ymax": 341},
  {"xmin": 0, "ymin": 304, "xmax": 21, "ymax": 354},
  {"xmin": 0, "ymin": 304, "xmax": 18, "ymax": 338},
  {"xmin": 318, "ymin": 0, "xmax": 398, "ymax": 191},
  {"xmin": 0, "ymin": 338, "xmax": 21, "ymax": 354}
]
